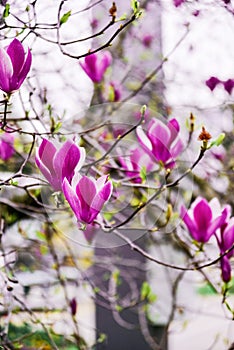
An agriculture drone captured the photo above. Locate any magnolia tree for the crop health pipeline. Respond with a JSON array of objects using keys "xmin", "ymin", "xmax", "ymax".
[{"xmin": 0, "ymin": 0, "xmax": 234, "ymax": 349}]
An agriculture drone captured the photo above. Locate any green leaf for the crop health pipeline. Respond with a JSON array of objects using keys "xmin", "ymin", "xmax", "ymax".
[
  {"xmin": 131, "ymin": 0, "xmax": 139, "ymax": 12},
  {"xmin": 208, "ymin": 132, "xmax": 225, "ymax": 148},
  {"xmin": 60, "ymin": 10, "xmax": 71, "ymax": 25},
  {"xmin": 141, "ymin": 281, "xmax": 151, "ymax": 300},
  {"xmin": 97, "ymin": 333, "xmax": 107, "ymax": 344},
  {"xmin": 140, "ymin": 166, "xmax": 147, "ymax": 182},
  {"xmin": 119, "ymin": 13, "xmax": 127, "ymax": 20},
  {"xmin": 3, "ymin": 3, "xmax": 10, "ymax": 18},
  {"xmin": 141, "ymin": 281, "xmax": 157, "ymax": 303}
]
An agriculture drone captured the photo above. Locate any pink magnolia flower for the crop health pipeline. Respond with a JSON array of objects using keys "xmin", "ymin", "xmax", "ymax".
[
  {"xmin": 0, "ymin": 132, "xmax": 15, "ymax": 160},
  {"xmin": 118, "ymin": 147, "xmax": 154, "ymax": 183},
  {"xmin": 62, "ymin": 174, "xmax": 112, "ymax": 224},
  {"xmin": 35, "ymin": 139, "xmax": 86, "ymax": 191},
  {"xmin": 205, "ymin": 77, "xmax": 221, "ymax": 91},
  {"xmin": 136, "ymin": 118, "xmax": 184, "ymax": 168},
  {"xmin": 80, "ymin": 51, "xmax": 112, "ymax": 83},
  {"xmin": 223, "ymin": 79, "xmax": 234, "ymax": 94},
  {"xmin": 220, "ymin": 256, "xmax": 232, "ymax": 283},
  {"xmin": 215, "ymin": 216, "xmax": 234, "ymax": 282},
  {"xmin": 173, "ymin": 0, "xmax": 186, "ymax": 7},
  {"xmin": 0, "ymin": 38, "xmax": 32, "ymax": 94},
  {"xmin": 142, "ymin": 34, "xmax": 153, "ymax": 48},
  {"xmin": 180, "ymin": 197, "xmax": 228, "ymax": 243}
]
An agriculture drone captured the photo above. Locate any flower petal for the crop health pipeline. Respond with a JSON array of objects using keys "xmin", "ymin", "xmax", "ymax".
[
  {"xmin": 193, "ymin": 198, "xmax": 212, "ymax": 233},
  {"xmin": 221, "ymin": 256, "xmax": 231, "ymax": 283},
  {"xmin": 38, "ymin": 139, "xmax": 56, "ymax": 171},
  {"xmin": 53, "ymin": 140, "xmax": 85, "ymax": 184},
  {"xmin": 7, "ymin": 38, "xmax": 25, "ymax": 76},
  {"xmin": 148, "ymin": 119, "xmax": 171, "ymax": 146},
  {"xmin": 0, "ymin": 47, "xmax": 12, "ymax": 93},
  {"xmin": 180, "ymin": 205, "xmax": 199, "ymax": 241},
  {"xmin": 136, "ymin": 126, "xmax": 153, "ymax": 152},
  {"xmin": 62, "ymin": 178, "xmax": 82, "ymax": 221},
  {"xmin": 17, "ymin": 48, "xmax": 32, "ymax": 87},
  {"xmin": 168, "ymin": 118, "xmax": 180, "ymax": 144},
  {"xmin": 91, "ymin": 181, "xmax": 112, "ymax": 220}
]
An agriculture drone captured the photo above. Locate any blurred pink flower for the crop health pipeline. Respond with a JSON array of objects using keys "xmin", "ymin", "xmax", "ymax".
[
  {"xmin": 0, "ymin": 38, "xmax": 32, "ymax": 94},
  {"xmin": 142, "ymin": 34, "xmax": 153, "ymax": 48},
  {"xmin": 205, "ymin": 76, "xmax": 221, "ymax": 91},
  {"xmin": 180, "ymin": 197, "xmax": 228, "ymax": 243},
  {"xmin": 173, "ymin": 0, "xmax": 186, "ymax": 7},
  {"xmin": 223, "ymin": 79, "xmax": 234, "ymax": 94},
  {"xmin": 0, "ymin": 131, "xmax": 15, "ymax": 160},
  {"xmin": 35, "ymin": 139, "xmax": 85, "ymax": 191},
  {"xmin": 63, "ymin": 174, "xmax": 112, "ymax": 224},
  {"xmin": 136, "ymin": 118, "xmax": 184, "ymax": 168},
  {"xmin": 80, "ymin": 51, "xmax": 112, "ymax": 83},
  {"xmin": 216, "ymin": 215, "xmax": 234, "ymax": 282},
  {"xmin": 118, "ymin": 147, "xmax": 154, "ymax": 183}
]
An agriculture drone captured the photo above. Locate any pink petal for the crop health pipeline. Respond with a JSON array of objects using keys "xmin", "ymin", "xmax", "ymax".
[
  {"xmin": 38, "ymin": 139, "xmax": 56, "ymax": 171},
  {"xmin": 62, "ymin": 178, "xmax": 82, "ymax": 221},
  {"xmin": 193, "ymin": 198, "xmax": 212, "ymax": 232},
  {"xmin": 207, "ymin": 207, "xmax": 229, "ymax": 241},
  {"xmin": 17, "ymin": 48, "xmax": 32, "ymax": 88},
  {"xmin": 0, "ymin": 47, "xmax": 12, "ymax": 93},
  {"xmin": 168, "ymin": 118, "xmax": 180, "ymax": 144},
  {"xmin": 76, "ymin": 176, "xmax": 97, "ymax": 206},
  {"xmin": 170, "ymin": 138, "xmax": 184, "ymax": 159},
  {"xmin": 53, "ymin": 140, "xmax": 85, "ymax": 184},
  {"xmin": 136, "ymin": 126, "xmax": 153, "ymax": 152},
  {"xmin": 148, "ymin": 119, "xmax": 171, "ymax": 146},
  {"xmin": 7, "ymin": 38, "xmax": 25, "ymax": 76},
  {"xmin": 91, "ymin": 181, "xmax": 112, "ymax": 212},
  {"xmin": 221, "ymin": 256, "xmax": 231, "ymax": 283},
  {"xmin": 181, "ymin": 205, "xmax": 199, "ymax": 241}
]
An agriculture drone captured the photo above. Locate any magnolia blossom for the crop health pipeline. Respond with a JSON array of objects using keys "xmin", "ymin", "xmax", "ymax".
[
  {"xmin": 205, "ymin": 77, "xmax": 221, "ymax": 91},
  {"xmin": 0, "ymin": 131, "xmax": 15, "ymax": 160},
  {"xmin": 136, "ymin": 118, "xmax": 183, "ymax": 168},
  {"xmin": 223, "ymin": 79, "xmax": 234, "ymax": 95},
  {"xmin": 0, "ymin": 38, "xmax": 32, "ymax": 94},
  {"xmin": 35, "ymin": 139, "xmax": 85, "ymax": 191},
  {"xmin": 180, "ymin": 197, "xmax": 228, "ymax": 243},
  {"xmin": 80, "ymin": 51, "xmax": 112, "ymax": 83},
  {"xmin": 118, "ymin": 147, "xmax": 154, "ymax": 183},
  {"xmin": 206, "ymin": 76, "xmax": 234, "ymax": 95},
  {"xmin": 173, "ymin": 0, "xmax": 186, "ymax": 7},
  {"xmin": 216, "ymin": 216, "xmax": 234, "ymax": 282},
  {"xmin": 62, "ymin": 174, "xmax": 112, "ymax": 224}
]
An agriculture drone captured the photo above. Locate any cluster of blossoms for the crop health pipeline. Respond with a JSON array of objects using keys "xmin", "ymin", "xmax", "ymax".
[
  {"xmin": 206, "ymin": 76, "xmax": 234, "ymax": 95},
  {"xmin": 35, "ymin": 139, "xmax": 113, "ymax": 227},
  {"xmin": 181, "ymin": 197, "xmax": 234, "ymax": 283}
]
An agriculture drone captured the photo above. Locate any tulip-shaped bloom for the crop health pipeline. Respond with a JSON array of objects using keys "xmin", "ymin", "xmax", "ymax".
[
  {"xmin": 216, "ymin": 218, "xmax": 234, "ymax": 282},
  {"xmin": 118, "ymin": 147, "xmax": 154, "ymax": 183},
  {"xmin": 136, "ymin": 118, "xmax": 184, "ymax": 168},
  {"xmin": 0, "ymin": 38, "xmax": 32, "ymax": 94},
  {"xmin": 80, "ymin": 51, "xmax": 112, "ymax": 83},
  {"xmin": 205, "ymin": 76, "xmax": 221, "ymax": 91},
  {"xmin": 62, "ymin": 174, "xmax": 112, "ymax": 224},
  {"xmin": 0, "ymin": 132, "xmax": 15, "ymax": 160},
  {"xmin": 35, "ymin": 139, "xmax": 86, "ymax": 191},
  {"xmin": 223, "ymin": 79, "xmax": 234, "ymax": 95},
  {"xmin": 180, "ymin": 197, "xmax": 228, "ymax": 243}
]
